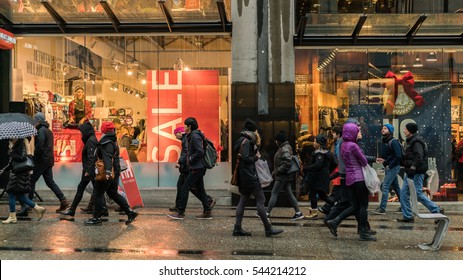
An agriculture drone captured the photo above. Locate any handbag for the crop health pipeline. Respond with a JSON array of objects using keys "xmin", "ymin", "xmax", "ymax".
[
  {"xmin": 287, "ymin": 155, "xmax": 301, "ymax": 174},
  {"xmin": 95, "ymin": 158, "xmax": 114, "ymax": 181},
  {"xmin": 362, "ymin": 164, "xmax": 381, "ymax": 194},
  {"xmin": 11, "ymin": 155, "xmax": 34, "ymax": 174},
  {"xmin": 255, "ymin": 158, "xmax": 272, "ymax": 188},
  {"xmin": 229, "ymin": 139, "xmax": 247, "ymax": 191}
]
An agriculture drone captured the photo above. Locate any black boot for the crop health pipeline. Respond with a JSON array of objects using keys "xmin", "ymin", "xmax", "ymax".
[
  {"xmin": 80, "ymin": 196, "xmax": 95, "ymax": 214},
  {"xmin": 359, "ymin": 228, "xmax": 377, "ymax": 241},
  {"xmin": 60, "ymin": 208, "xmax": 76, "ymax": 217},
  {"xmin": 264, "ymin": 224, "xmax": 284, "ymax": 237},
  {"xmin": 84, "ymin": 217, "xmax": 102, "ymax": 226},
  {"xmin": 125, "ymin": 210, "xmax": 139, "ymax": 225},
  {"xmin": 17, "ymin": 206, "xmax": 31, "ymax": 217},
  {"xmin": 233, "ymin": 225, "xmax": 252, "ymax": 236},
  {"xmin": 325, "ymin": 218, "xmax": 340, "ymax": 237}
]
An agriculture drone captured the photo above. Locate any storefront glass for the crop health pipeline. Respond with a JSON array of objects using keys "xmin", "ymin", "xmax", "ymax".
[
  {"xmin": 12, "ymin": 35, "xmax": 231, "ymax": 188},
  {"xmin": 295, "ymin": 48, "xmax": 463, "ymax": 187}
]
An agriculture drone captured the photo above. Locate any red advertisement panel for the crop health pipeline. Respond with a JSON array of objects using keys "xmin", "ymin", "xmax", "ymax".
[
  {"xmin": 0, "ymin": 28, "xmax": 15, "ymax": 50},
  {"xmin": 119, "ymin": 148, "xmax": 144, "ymax": 208},
  {"xmin": 146, "ymin": 70, "xmax": 220, "ymax": 163},
  {"xmin": 54, "ymin": 129, "xmax": 83, "ymax": 162}
]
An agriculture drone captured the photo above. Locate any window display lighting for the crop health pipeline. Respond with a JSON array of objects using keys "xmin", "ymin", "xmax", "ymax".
[
  {"xmin": 317, "ymin": 49, "xmax": 337, "ymax": 71},
  {"xmin": 426, "ymin": 52, "xmax": 437, "ymax": 62},
  {"xmin": 413, "ymin": 55, "xmax": 423, "ymax": 67}
]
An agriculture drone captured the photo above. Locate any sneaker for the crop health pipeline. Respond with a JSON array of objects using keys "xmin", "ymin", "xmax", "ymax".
[
  {"xmin": 397, "ymin": 217, "xmax": 414, "ymax": 223},
  {"xmin": 371, "ymin": 207, "xmax": 386, "ymax": 215},
  {"xmin": 439, "ymin": 207, "xmax": 445, "ymax": 214},
  {"xmin": 290, "ymin": 212, "xmax": 304, "ymax": 220},
  {"xmin": 168, "ymin": 206, "xmax": 178, "ymax": 212},
  {"xmin": 195, "ymin": 211, "xmax": 212, "ymax": 220},
  {"xmin": 167, "ymin": 212, "xmax": 185, "ymax": 220},
  {"xmin": 209, "ymin": 198, "xmax": 217, "ymax": 209}
]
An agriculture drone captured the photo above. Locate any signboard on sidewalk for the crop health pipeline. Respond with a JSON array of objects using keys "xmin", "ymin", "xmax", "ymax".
[{"xmin": 119, "ymin": 147, "xmax": 144, "ymax": 208}]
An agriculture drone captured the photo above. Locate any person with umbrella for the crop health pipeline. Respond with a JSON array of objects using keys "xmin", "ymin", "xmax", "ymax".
[{"xmin": 0, "ymin": 113, "xmax": 46, "ymax": 224}]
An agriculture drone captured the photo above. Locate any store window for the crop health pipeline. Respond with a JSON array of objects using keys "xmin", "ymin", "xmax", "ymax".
[
  {"xmin": 12, "ymin": 35, "xmax": 231, "ymax": 186},
  {"xmin": 295, "ymin": 48, "xmax": 463, "ymax": 184}
]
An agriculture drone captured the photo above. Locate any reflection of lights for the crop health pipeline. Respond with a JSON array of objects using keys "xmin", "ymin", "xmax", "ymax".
[
  {"xmin": 110, "ymin": 82, "xmax": 119, "ymax": 91},
  {"xmin": 127, "ymin": 67, "xmax": 133, "ymax": 76},
  {"xmin": 51, "ymin": 247, "xmax": 75, "ymax": 254}
]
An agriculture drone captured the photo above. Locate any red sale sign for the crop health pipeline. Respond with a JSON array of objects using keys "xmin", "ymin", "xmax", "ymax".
[
  {"xmin": 146, "ymin": 70, "xmax": 220, "ymax": 163},
  {"xmin": 119, "ymin": 148, "xmax": 144, "ymax": 208}
]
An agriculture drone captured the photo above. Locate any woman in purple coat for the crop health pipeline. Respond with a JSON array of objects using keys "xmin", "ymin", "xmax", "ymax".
[{"xmin": 325, "ymin": 123, "xmax": 376, "ymax": 241}]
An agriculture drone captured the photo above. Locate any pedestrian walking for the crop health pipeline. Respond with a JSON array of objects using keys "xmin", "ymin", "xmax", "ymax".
[
  {"xmin": 167, "ymin": 117, "xmax": 213, "ymax": 220},
  {"xmin": 18, "ymin": 112, "xmax": 69, "ymax": 216},
  {"xmin": 1, "ymin": 138, "xmax": 46, "ymax": 224},
  {"xmin": 61, "ymin": 121, "xmax": 106, "ymax": 218},
  {"xmin": 84, "ymin": 121, "xmax": 138, "ymax": 225},
  {"xmin": 397, "ymin": 122, "xmax": 443, "ymax": 223},
  {"xmin": 304, "ymin": 134, "xmax": 337, "ymax": 219},
  {"xmin": 373, "ymin": 123, "xmax": 402, "ymax": 215},
  {"xmin": 232, "ymin": 119, "xmax": 283, "ymax": 237},
  {"xmin": 169, "ymin": 126, "xmax": 215, "ymax": 213},
  {"xmin": 266, "ymin": 130, "xmax": 303, "ymax": 220}
]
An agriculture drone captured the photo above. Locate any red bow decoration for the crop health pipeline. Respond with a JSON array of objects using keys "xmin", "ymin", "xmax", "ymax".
[{"xmin": 385, "ymin": 71, "xmax": 425, "ymax": 107}]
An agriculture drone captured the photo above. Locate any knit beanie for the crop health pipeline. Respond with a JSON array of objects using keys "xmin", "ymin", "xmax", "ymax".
[
  {"xmin": 34, "ymin": 112, "xmax": 46, "ymax": 124},
  {"xmin": 405, "ymin": 123, "xmax": 418, "ymax": 134},
  {"xmin": 275, "ymin": 130, "xmax": 287, "ymax": 143},
  {"xmin": 315, "ymin": 134, "xmax": 328, "ymax": 148},
  {"xmin": 101, "ymin": 121, "xmax": 115, "ymax": 134},
  {"xmin": 244, "ymin": 119, "xmax": 258, "ymax": 132},
  {"xmin": 384, "ymin": 124, "xmax": 394, "ymax": 133},
  {"xmin": 346, "ymin": 118, "xmax": 360, "ymax": 126},
  {"xmin": 174, "ymin": 127, "xmax": 185, "ymax": 134},
  {"xmin": 74, "ymin": 84, "xmax": 85, "ymax": 92}
]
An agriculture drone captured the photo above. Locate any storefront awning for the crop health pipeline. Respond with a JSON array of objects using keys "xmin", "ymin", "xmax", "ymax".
[{"xmin": 0, "ymin": 0, "xmax": 231, "ymax": 35}]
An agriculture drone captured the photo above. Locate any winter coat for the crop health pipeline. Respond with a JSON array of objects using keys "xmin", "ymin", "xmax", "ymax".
[
  {"xmin": 3, "ymin": 139, "xmax": 31, "ymax": 194},
  {"xmin": 97, "ymin": 132, "xmax": 121, "ymax": 175},
  {"xmin": 403, "ymin": 133, "xmax": 428, "ymax": 175},
  {"xmin": 273, "ymin": 141, "xmax": 294, "ymax": 181},
  {"xmin": 34, "ymin": 121, "xmax": 55, "ymax": 167},
  {"xmin": 79, "ymin": 122, "xmax": 97, "ymax": 178},
  {"xmin": 381, "ymin": 134, "xmax": 402, "ymax": 169},
  {"xmin": 178, "ymin": 134, "xmax": 189, "ymax": 174},
  {"xmin": 234, "ymin": 130, "xmax": 260, "ymax": 195},
  {"xmin": 186, "ymin": 129, "xmax": 205, "ymax": 171},
  {"xmin": 304, "ymin": 149, "xmax": 337, "ymax": 193},
  {"xmin": 341, "ymin": 123, "xmax": 368, "ymax": 186}
]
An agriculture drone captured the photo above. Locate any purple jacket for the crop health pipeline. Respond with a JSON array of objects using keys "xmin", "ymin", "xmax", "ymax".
[{"xmin": 341, "ymin": 123, "xmax": 368, "ymax": 186}]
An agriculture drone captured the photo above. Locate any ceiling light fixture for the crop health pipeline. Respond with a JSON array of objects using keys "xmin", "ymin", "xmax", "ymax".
[
  {"xmin": 413, "ymin": 55, "xmax": 423, "ymax": 67},
  {"xmin": 426, "ymin": 52, "xmax": 437, "ymax": 62}
]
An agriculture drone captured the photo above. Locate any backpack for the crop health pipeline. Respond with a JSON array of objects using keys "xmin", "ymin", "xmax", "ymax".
[
  {"xmin": 388, "ymin": 138, "xmax": 405, "ymax": 162},
  {"xmin": 203, "ymin": 137, "xmax": 218, "ymax": 169}
]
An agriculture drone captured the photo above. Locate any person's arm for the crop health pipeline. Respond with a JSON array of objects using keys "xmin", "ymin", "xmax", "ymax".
[
  {"xmin": 240, "ymin": 140, "xmax": 257, "ymax": 164},
  {"xmin": 409, "ymin": 141, "xmax": 425, "ymax": 176},
  {"xmin": 84, "ymin": 100, "xmax": 92, "ymax": 120},
  {"xmin": 68, "ymin": 100, "xmax": 75, "ymax": 123},
  {"xmin": 34, "ymin": 129, "xmax": 45, "ymax": 159},
  {"xmin": 306, "ymin": 153, "xmax": 325, "ymax": 171},
  {"xmin": 188, "ymin": 133, "xmax": 205, "ymax": 164},
  {"xmin": 352, "ymin": 144, "xmax": 368, "ymax": 167},
  {"xmin": 275, "ymin": 147, "xmax": 292, "ymax": 175},
  {"xmin": 85, "ymin": 139, "xmax": 97, "ymax": 176}
]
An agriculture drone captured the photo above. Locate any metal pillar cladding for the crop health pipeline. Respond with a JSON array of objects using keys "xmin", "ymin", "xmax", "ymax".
[
  {"xmin": 257, "ymin": 0, "xmax": 269, "ymax": 115},
  {"xmin": 0, "ymin": 49, "xmax": 11, "ymax": 113}
]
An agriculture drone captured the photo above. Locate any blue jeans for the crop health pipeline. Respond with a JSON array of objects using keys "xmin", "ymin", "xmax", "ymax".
[
  {"xmin": 379, "ymin": 165, "xmax": 401, "ymax": 210},
  {"xmin": 400, "ymin": 173, "xmax": 440, "ymax": 219},
  {"xmin": 9, "ymin": 193, "xmax": 35, "ymax": 213}
]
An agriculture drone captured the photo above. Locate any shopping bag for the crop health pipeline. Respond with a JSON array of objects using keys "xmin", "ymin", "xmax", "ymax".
[
  {"xmin": 287, "ymin": 155, "xmax": 301, "ymax": 174},
  {"xmin": 362, "ymin": 164, "xmax": 381, "ymax": 194},
  {"xmin": 255, "ymin": 158, "xmax": 272, "ymax": 188}
]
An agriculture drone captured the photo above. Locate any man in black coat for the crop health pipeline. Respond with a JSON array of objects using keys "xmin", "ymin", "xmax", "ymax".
[
  {"xmin": 167, "ymin": 117, "xmax": 212, "ymax": 220},
  {"xmin": 19, "ymin": 112, "xmax": 69, "ymax": 216}
]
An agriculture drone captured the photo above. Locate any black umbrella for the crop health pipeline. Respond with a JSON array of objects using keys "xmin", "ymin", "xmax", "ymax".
[{"xmin": 0, "ymin": 113, "xmax": 37, "ymax": 140}]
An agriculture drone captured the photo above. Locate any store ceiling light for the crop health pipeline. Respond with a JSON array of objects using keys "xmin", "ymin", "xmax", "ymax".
[
  {"xmin": 413, "ymin": 55, "xmax": 423, "ymax": 67},
  {"xmin": 127, "ymin": 66, "xmax": 133, "ymax": 76},
  {"xmin": 426, "ymin": 52, "xmax": 437, "ymax": 62}
]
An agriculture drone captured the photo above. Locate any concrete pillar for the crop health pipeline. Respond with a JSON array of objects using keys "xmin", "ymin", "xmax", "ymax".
[{"xmin": 0, "ymin": 49, "xmax": 11, "ymax": 113}]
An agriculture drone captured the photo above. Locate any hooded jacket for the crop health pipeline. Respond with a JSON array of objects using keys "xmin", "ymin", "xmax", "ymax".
[
  {"xmin": 304, "ymin": 148, "xmax": 337, "ymax": 193},
  {"xmin": 186, "ymin": 129, "xmax": 205, "ymax": 171},
  {"xmin": 341, "ymin": 123, "xmax": 368, "ymax": 186},
  {"xmin": 79, "ymin": 122, "xmax": 97, "ymax": 177},
  {"xmin": 97, "ymin": 132, "xmax": 121, "ymax": 175},
  {"xmin": 273, "ymin": 141, "xmax": 295, "ymax": 181},
  {"xmin": 403, "ymin": 133, "xmax": 428, "ymax": 175},
  {"xmin": 34, "ymin": 120, "xmax": 55, "ymax": 167},
  {"xmin": 234, "ymin": 130, "xmax": 260, "ymax": 195},
  {"xmin": 381, "ymin": 133, "xmax": 402, "ymax": 169}
]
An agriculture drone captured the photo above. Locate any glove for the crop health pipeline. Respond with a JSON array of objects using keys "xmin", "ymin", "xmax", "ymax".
[{"xmin": 407, "ymin": 167, "xmax": 416, "ymax": 177}]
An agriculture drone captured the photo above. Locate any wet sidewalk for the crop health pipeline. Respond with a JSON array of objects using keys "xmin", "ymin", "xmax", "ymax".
[{"xmin": 1, "ymin": 201, "xmax": 462, "ymax": 260}]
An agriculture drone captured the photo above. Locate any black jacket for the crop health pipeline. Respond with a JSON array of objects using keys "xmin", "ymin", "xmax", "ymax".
[
  {"xmin": 304, "ymin": 149, "xmax": 337, "ymax": 193},
  {"xmin": 2, "ymin": 139, "xmax": 31, "ymax": 194},
  {"xmin": 234, "ymin": 130, "xmax": 260, "ymax": 195},
  {"xmin": 97, "ymin": 132, "xmax": 121, "ymax": 175},
  {"xmin": 79, "ymin": 122, "xmax": 97, "ymax": 177},
  {"xmin": 178, "ymin": 134, "xmax": 188, "ymax": 174},
  {"xmin": 403, "ymin": 133, "xmax": 428, "ymax": 175},
  {"xmin": 34, "ymin": 121, "xmax": 55, "ymax": 167},
  {"xmin": 186, "ymin": 129, "xmax": 205, "ymax": 171}
]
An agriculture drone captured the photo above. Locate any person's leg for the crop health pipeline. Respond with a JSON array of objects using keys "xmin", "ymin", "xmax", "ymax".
[
  {"xmin": 267, "ymin": 180, "xmax": 284, "ymax": 214},
  {"xmin": 414, "ymin": 173, "xmax": 441, "ymax": 213},
  {"xmin": 28, "ymin": 165, "xmax": 44, "ymax": 200},
  {"xmin": 68, "ymin": 172, "xmax": 91, "ymax": 212},
  {"xmin": 92, "ymin": 181, "xmax": 109, "ymax": 219},
  {"xmin": 283, "ymin": 180, "xmax": 301, "ymax": 213},
  {"xmin": 399, "ymin": 174, "xmax": 413, "ymax": 220},
  {"xmin": 8, "ymin": 192, "xmax": 17, "ymax": 213},
  {"xmin": 378, "ymin": 166, "xmax": 396, "ymax": 211},
  {"xmin": 42, "ymin": 167, "xmax": 66, "ymax": 201},
  {"xmin": 233, "ymin": 194, "xmax": 252, "ymax": 236},
  {"xmin": 16, "ymin": 193, "xmax": 46, "ymax": 221},
  {"xmin": 106, "ymin": 174, "xmax": 131, "ymax": 213},
  {"xmin": 175, "ymin": 171, "xmax": 197, "ymax": 214},
  {"xmin": 253, "ymin": 188, "xmax": 283, "ymax": 236}
]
